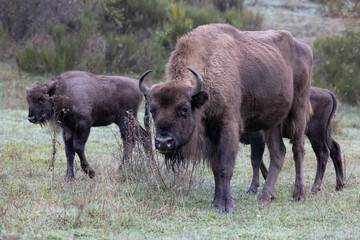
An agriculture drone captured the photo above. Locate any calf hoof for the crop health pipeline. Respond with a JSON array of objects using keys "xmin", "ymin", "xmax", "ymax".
[
  {"xmin": 88, "ymin": 168, "xmax": 95, "ymax": 178},
  {"xmin": 64, "ymin": 174, "xmax": 74, "ymax": 182},
  {"xmin": 83, "ymin": 166, "xmax": 95, "ymax": 179},
  {"xmin": 219, "ymin": 208, "xmax": 226, "ymax": 214},
  {"xmin": 336, "ymin": 181, "xmax": 346, "ymax": 191}
]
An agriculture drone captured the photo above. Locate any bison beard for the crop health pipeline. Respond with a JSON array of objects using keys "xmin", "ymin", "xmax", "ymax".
[{"xmin": 139, "ymin": 24, "xmax": 313, "ymax": 214}]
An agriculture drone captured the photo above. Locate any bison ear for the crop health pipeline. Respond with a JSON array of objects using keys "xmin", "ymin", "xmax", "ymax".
[
  {"xmin": 47, "ymin": 81, "xmax": 57, "ymax": 96},
  {"xmin": 191, "ymin": 91, "xmax": 208, "ymax": 109}
]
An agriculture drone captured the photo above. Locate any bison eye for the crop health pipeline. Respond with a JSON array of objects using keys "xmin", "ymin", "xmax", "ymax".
[
  {"xmin": 179, "ymin": 106, "xmax": 189, "ymax": 117},
  {"xmin": 38, "ymin": 97, "xmax": 45, "ymax": 104}
]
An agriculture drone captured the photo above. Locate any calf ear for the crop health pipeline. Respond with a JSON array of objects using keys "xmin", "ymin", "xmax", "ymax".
[
  {"xmin": 191, "ymin": 91, "xmax": 208, "ymax": 109},
  {"xmin": 47, "ymin": 81, "xmax": 57, "ymax": 96}
]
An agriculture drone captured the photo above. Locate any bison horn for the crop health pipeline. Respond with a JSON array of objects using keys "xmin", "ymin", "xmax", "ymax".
[
  {"xmin": 187, "ymin": 67, "xmax": 203, "ymax": 96},
  {"xmin": 139, "ymin": 70, "xmax": 152, "ymax": 96}
]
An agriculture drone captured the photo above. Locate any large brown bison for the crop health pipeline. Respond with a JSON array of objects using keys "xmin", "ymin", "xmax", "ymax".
[
  {"xmin": 139, "ymin": 24, "xmax": 313, "ymax": 213},
  {"xmin": 26, "ymin": 71, "xmax": 150, "ymax": 181},
  {"xmin": 242, "ymin": 87, "xmax": 345, "ymax": 194}
]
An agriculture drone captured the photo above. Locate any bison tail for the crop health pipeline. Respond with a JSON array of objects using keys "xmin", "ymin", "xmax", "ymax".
[{"xmin": 326, "ymin": 91, "xmax": 338, "ymax": 148}]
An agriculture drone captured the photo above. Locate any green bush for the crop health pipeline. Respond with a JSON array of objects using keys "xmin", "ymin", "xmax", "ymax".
[
  {"xmin": 160, "ymin": 2, "xmax": 194, "ymax": 49},
  {"xmin": 107, "ymin": 33, "xmax": 167, "ymax": 76},
  {"xmin": 14, "ymin": 0, "xmax": 263, "ymax": 77},
  {"xmin": 18, "ymin": 22, "xmax": 83, "ymax": 75},
  {"xmin": 227, "ymin": 7, "xmax": 263, "ymax": 30},
  {"xmin": 313, "ymin": 30, "xmax": 360, "ymax": 105}
]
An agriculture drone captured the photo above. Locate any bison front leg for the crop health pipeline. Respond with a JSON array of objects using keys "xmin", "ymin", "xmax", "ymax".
[
  {"xmin": 73, "ymin": 123, "xmax": 95, "ymax": 179},
  {"xmin": 258, "ymin": 126, "xmax": 286, "ymax": 203},
  {"xmin": 63, "ymin": 129, "xmax": 75, "ymax": 182},
  {"xmin": 211, "ymin": 123, "xmax": 238, "ymax": 214}
]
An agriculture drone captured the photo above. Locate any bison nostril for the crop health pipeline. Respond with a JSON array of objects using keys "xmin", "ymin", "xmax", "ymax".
[{"xmin": 155, "ymin": 136, "xmax": 175, "ymax": 150}]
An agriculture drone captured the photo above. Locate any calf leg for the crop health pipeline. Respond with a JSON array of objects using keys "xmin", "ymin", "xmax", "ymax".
[
  {"xmin": 258, "ymin": 125, "xmax": 286, "ymax": 203},
  {"xmin": 310, "ymin": 139, "xmax": 330, "ymax": 194},
  {"xmin": 329, "ymin": 138, "xmax": 346, "ymax": 191},
  {"xmin": 247, "ymin": 132, "xmax": 266, "ymax": 194},
  {"xmin": 117, "ymin": 116, "xmax": 136, "ymax": 169},
  {"xmin": 73, "ymin": 123, "xmax": 95, "ymax": 178},
  {"xmin": 63, "ymin": 129, "xmax": 75, "ymax": 182}
]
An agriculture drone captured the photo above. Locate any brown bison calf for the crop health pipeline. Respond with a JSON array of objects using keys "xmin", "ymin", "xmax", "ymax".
[
  {"xmin": 26, "ymin": 71, "xmax": 150, "ymax": 181},
  {"xmin": 139, "ymin": 24, "xmax": 313, "ymax": 213},
  {"xmin": 242, "ymin": 87, "xmax": 345, "ymax": 194}
]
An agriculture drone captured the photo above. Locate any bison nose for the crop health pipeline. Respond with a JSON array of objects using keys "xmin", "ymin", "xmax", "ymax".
[
  {"xmin": 28, "ymin": 115, "xmax": 36, "ymax": 123},
  {"xmin": 155, "ymin": 136, "xmax": 175, "ymax": 151}
]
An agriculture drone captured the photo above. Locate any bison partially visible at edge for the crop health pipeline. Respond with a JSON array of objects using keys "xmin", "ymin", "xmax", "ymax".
[
  {"xmin": 26, "ymin": 71, "xmax": 151, "ymax": 181},
  {"xmin": 139, "ymin": 24, "xmax": 313, "ymax": 213},
  {"xmin": 242, "ymin": 86, "xmax": 345, "ymax": 195}
]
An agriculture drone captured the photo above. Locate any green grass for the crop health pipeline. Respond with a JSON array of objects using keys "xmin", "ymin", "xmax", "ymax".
[{"xmin": 1, "ymin": 62, "xmax": 360, "ymax": 239}]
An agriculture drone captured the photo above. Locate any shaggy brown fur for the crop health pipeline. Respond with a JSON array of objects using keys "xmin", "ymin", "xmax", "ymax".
[
  {"xmin": 243, "ymin": 87, "xmax": 345, "ymax": 194},
  {"xmin": 26, "ymin": 71, "xmax": 151, "ymax": 181},
  {"xmin": 139, "ymin": 24, "xmax": 313, "ymax": 213}
]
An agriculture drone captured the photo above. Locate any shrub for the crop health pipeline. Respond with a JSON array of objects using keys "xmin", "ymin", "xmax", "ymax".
[
  {"xmin": 226, "ymin": 7, "xmax": 263, "ymax": 30},
  {"xmin": 107, "ymin": 32, "xmax": 167, "ymax": 76},
  {"xmin": 18, "ymin": 22, "xmax": 84, "ymax": 75},
  {"xmin": 100, "ymin": 0, "xmax": 168, "ymax": 33},
  {"xmin": 160, "ymin": 2, "xmax": 194, "ymax": 49},
  {"xmin": 313, "ymin": 30, "xmax": 360, "ymax": 105}
]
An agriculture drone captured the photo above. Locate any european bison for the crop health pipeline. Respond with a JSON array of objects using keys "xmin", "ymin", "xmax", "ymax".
[
  {"xmin": 242, "ymin": 86, "xmax": 345, "ymax": 194},
  {"xmin": 139, "ymin": 23, "xmax": 313, "ymax": 213},
  {"xmin": 26, "ymin": 71, "xmax": 150, "ymax": 181}
]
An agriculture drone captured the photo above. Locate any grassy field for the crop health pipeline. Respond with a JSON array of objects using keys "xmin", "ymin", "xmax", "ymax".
[{"xmin": 1, "ymin": 61, "xmax": 360, "ymax": 239}]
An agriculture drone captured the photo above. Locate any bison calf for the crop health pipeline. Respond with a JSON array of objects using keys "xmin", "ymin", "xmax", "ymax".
[
  {"xmin": 26, "ymin": 71, "xmax": 150, "ymax": 181},
  {"xmin": 241, "ymin": 87, "xmax": 345, "ymax": 195}
]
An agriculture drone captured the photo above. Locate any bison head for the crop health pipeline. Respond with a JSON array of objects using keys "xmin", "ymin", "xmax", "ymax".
[
  {"xmin": 139, "ymin": 68, "xmax": 208, "ymax": 159},
  {"xmin": 26, "ymin": 81, "xmax": 57, "ymax": 124}
]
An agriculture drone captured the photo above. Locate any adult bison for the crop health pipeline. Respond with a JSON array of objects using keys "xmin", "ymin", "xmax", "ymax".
[
  {"xmin": 242, "ymin": 86, "xmax": 345, "ymax": 194},
  {"xmin": 26, "ymin": 71, "xmax": 151, "ymax": 181},
  {"xmin": 139, "ymin": 24, "xmax": 313, "ymax": 213}
]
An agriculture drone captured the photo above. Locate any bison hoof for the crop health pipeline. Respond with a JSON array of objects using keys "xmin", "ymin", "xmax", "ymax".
[
  {"xmin": 226, "ymin": 207, "xmax": 235, "ymax": 214},
  {"xmin": 311, "ymin": 186, "xmax": 321, "ymax": 195},
  {"xmin": 219, "ymin": 208, "xmax": 226, "ymax": 214},
  {"xmin": 246, "ymin": 189, "xmax": 257, "ymax": 194},
  {"xmin": 293, "ymin": 197, "xmax": 306, "ymax": 202},
  {"xmin": 258, "ymin": 192, "xmax": 274, "ymax": 204},
  {"xmin": 218, "ymin": 208, "xmax": 234, "ymax": 214}
]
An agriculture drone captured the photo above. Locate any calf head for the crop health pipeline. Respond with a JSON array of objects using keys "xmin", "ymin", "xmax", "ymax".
[
  {"xmin": 139, "ymin": 68, "xmax": 208, "ymax": 158},
  {"xmin": 26, "ymin": 81, "xmax": 57, "ymax": 124}
]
